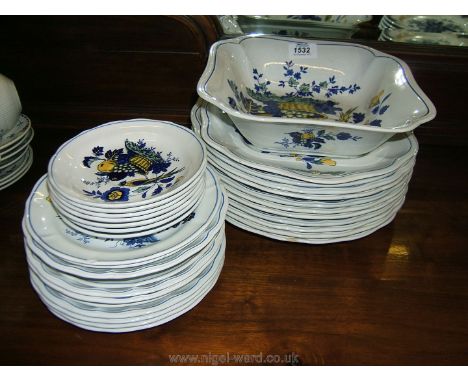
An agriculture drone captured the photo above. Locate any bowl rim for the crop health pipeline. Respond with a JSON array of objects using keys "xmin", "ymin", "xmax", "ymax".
[
  {"xmin": 197, "ymin": 34, "xmax": 437, "ymax": 133},
  {"xmin": 47, "ymin": 118, "xmax": 207, "ymax": 208}
]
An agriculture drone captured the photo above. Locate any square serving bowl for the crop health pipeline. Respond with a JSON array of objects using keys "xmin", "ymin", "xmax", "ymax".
[{"xmin": 197, "ymin": 35, "xmax": 436, "ymax": 157}]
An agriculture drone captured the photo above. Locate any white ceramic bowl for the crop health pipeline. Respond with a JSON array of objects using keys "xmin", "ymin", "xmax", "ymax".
[
  {"xmin": 48, "ymin": 119, "xmax": 206, "ymax": 207},
  {"xmin": 47, "ymin": 172, "xmax": 204, "ymax": 215},
  {"xmin": 0, "ymin": 74, "xmax": 22, "ymax": 137},
  {"xmin": 197, "ymin": 35, "xmax": 436, "ymax": 156},
  {"xmin": 48, "ymin": 177, "xmax": 205, "ymax": 222}
]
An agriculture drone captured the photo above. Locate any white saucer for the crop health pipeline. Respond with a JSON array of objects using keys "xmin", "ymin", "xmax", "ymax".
[{"xmin": 0, "ymin": 114, "xmax": 31, "ymax": 150}]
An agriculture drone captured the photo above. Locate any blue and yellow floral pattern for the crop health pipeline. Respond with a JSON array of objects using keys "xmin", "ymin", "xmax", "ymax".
[
  {"xmin": 63, "ymin": 212, "xmax": 196, "ymax": 249},
  {"xmin": 82, "ymin": 139, "xmax": 183, "ymax": 201},
  {"xmin": 227, "ymin": 61, "xmax": 391, "ymax": 127},
  {"xmin": 275, "ymin": 128, "xmax": 362, "ymax": 151}
]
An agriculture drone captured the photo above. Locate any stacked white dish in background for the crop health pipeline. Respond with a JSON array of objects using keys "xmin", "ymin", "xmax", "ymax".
[
  {"xmin": 378, "ymin": 15, "xmax": 467, "ymax": 46},
  {"xmin": 22, "ymin": 119, "xmax": 228, "ymax": 332},
  {"xmin": 0, "ymin": 73, "xmax": 34, "ymax": 190},
  {"xmin": 194, "ymin": 35, "xmax": 436, "ymax": 243},
  {"xmin": 218, "ymin": 15, "xmax": 372, "ymax": 39}
]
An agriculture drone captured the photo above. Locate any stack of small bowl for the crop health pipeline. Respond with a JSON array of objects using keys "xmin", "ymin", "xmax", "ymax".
[
  {"xmin": 22, "ymin": 119, "xmax": 228, "ymax": 332},
  {"xmin": 0, "ymin": 73, "xmax": 34, "ymax": 190},
  {"xmin": 195, "ymin": 35, "xmax": 436, "ymax": 244},
  {"xmin": 378, "ymin": 15, "xmax": 467, "ymax": 46}
]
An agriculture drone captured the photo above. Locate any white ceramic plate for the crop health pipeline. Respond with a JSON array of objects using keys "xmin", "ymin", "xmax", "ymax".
[
  {"xmin": 0, "ymin": 146, "xmax": 33, "ymax": 190},
  {"xmin": 48, "ymin": 119, "xmax": 206, "ymax": 207},
  {"xmin": 26, "ymin": 230, "xmax": 225, "ymax": 297},
  {"xmin": 47, "ymin": 175, "xmax": 205, "ymax": 221},
  {"xmin": 29, "ymin": 248, "xmax": 224, "ymax": 332},
  {"xmin": 0, "ymin": 142, "xmax": 30, "ymax": 170},
  {"xmin": 0, "ymin": 145, "xmax": 31, "ymax": 179},
  {"xmin": 23, "ymin": 222, "xmax": 226, "ymax": 281},
  {"xmin": 207, "ymin": 145, "xmax": 415, "ymax": 196},
  {"xmin": 58, "ymin": 193, "xmax": 204, "ymax": 239},
  {"xmin": 210, "ymin": 157, "xmax": 414, "ymax": 201},
  {"xmin": 51, "ymin": 183, "xmax": 204, "ymax": 230},
  {"xmin": 0, "ymin": 126, "xmax": 34, "ymax": 161},
  {"xmin": 47, "ymin": 169, "xmax": 205, "ymax": 214},
  {"xmin": 194, "ymin": 102, "xmax": 419, "ymax": 184},
  {"xmin": 23, "ymin": 167, "xmax": 228, "ymax": 266},
  {"xmin": 29, "ymin": 245, "xmax": 224, "ymax": 320},
  {"xmin": 230, "ymin": 195, "xmax": 405, "ymax": 233},
  {"xmin": 0, "ymin": 114, "xmax": 31, "ymax": 150},
  {"xmin": 26, "ymin": 234, "xmax": 225, "ymax": 304},
  {"xmin": 226, "ymin": 183, "xmax": 407, "ymax": 221},
  {"xmin": 216, "ymin": 166, "xmax": 409, "ymax": 208},
  {"xmin": 223, "ymin": 179, "xmax": 408, "ymax": 217},
  {"xmin": 226, "ymin": 209, "xmax": 398, "ymax": 245}
]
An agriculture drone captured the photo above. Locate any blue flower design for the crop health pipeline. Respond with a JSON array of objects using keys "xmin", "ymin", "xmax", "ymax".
[
  {"xmin": 276, "ymin": 129, "xmax": 361, "ymax": 150},
  {"xmin": 122, "ymin": 235, "xmax": 159, "ymax": 248},
  {"xmin": 92, "ymin": 146, "xmax": 104, "ymax": 156},
  {"xmin": 227, "ymin": 62, "xmax": 392, "ymax": 128},
  {"xmin": 336, "ymin": 132, "xmax": 352, "ymax": 140},
  {"xmin": 352, "ymin": 112, "xmax": 365, "ymax": 124}
]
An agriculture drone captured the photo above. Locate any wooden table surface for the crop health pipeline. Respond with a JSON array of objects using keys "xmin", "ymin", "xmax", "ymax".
[{"xmin": 1, "ymin": 126, "xmax": 467, "ymax": 365}]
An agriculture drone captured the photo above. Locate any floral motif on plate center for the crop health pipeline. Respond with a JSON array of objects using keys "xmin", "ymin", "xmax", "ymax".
[
  {"xmin": 81, "ymin": 139, "xmax": 183, "ymax": 202},
  {"xmin": 227, "ymin": 60, "xmax": 391, "ymax": 127}
]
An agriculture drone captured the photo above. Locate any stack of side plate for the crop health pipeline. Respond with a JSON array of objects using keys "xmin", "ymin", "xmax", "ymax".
[
  {"xmin": 192, "ymin": 101, "xmax": 417, "ymax": 244},
  {"xmin": 22, "ymin": 168, "xmax": 228, "ymax": 332},
  {"xmin": 0, "ymin": 115, "xmax": 34, "ymax": 190},
  {"xmin": 22, "ymin": 119, "xmax": 229, "ymax": 332},
  {"xmin": 0, "ymin": 71, "xmax": 34, "ymax": 190}
]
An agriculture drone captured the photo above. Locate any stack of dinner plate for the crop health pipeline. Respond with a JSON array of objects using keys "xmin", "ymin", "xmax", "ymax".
[
  {"xmin": 194, "ymin": 35, "xmax": 435, "ymax": 244},
  {"xmin": 0, "ymin": 74, "xmax": 34, "ymax": 190},
  {"xmin": 192, "ymin": 101, "xmax": 417, "ymax": 244},
  {"xmin": 22, "ymin": 119, "xmax": 228, "ymax": 332}
]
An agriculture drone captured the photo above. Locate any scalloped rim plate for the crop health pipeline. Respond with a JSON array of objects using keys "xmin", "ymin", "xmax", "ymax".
[
  {"xmin": 23, "ymin": 166, "xmax": 228, "ymax": 266},
  {"xmin": 193, "ymin": 101, "xmax": 419, "ymax": 184}
]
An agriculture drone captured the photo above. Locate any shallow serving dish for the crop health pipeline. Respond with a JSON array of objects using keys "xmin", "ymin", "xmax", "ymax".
[
  {"xmin": 197, "ymin": 35, "xmax": 436, "ymax": 156},
  {"xmin": 48, "ymin": 119, "xmax": 206, "ymax": 207}
]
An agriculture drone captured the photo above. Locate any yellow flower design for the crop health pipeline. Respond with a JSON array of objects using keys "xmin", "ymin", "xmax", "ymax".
[
  {"xmin": 301, "ymin": 132, "xmax": 315, "ymax": 140},
  {"xmin": 97, "ymin": 159, "xmax": 117, "ymax": 173},
  {"xmin": 369, "ymin": 90, "xmax": 384, "ymax": 108},
  {"xmin": 320, "ymin": 158, "xmax": 336, "ymax": 166},
  {"xmin": 107, "ymin": 190, "xmax": 123, "ymax": 201}
]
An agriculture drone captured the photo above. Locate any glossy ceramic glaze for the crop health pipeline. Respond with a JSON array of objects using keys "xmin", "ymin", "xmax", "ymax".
[
  {"xmin": 197, "ymin": 35, "xmax": 435, "ymax": 156},
  {"xmin": 0, "ymin": 73, "xmax": 22, "ymax": 136},
  {"xmin": 23, "ymin": 168, "xmax": 227, "ymax": 266},
  {"xmin": 48, "ymin": 119, "xmax": 206, "ymax": 207},
  {"xmin": 196, "ymin": 101, "xmax": 418, "ymax": 183}
]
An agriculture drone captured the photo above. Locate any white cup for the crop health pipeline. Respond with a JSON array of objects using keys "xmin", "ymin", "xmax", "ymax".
[{"xmin": 0, "ymin": 74, "xmax": 22, "ymax": 136}]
